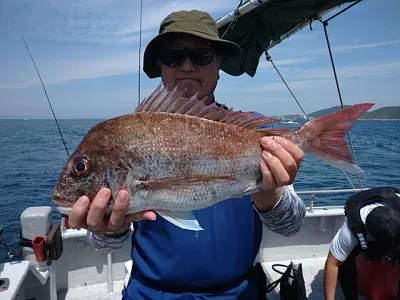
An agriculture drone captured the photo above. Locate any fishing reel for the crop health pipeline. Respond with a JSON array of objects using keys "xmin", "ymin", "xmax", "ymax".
[{"xmin": 0, "ymin": 227, "xmax": 21, "ymax": 259}]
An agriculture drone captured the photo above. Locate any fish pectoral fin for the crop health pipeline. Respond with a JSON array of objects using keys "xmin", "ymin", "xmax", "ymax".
[
  {"xmin": 140, "ymin": 175, "xmax": 235, "ymax": 190},
  {"xmin": 240, "ymin": 185, "xmax": 261, "ymax": 196},
  {"xmin": 156, "ymin": 210, "xmax": 204, "ymax": 231}
]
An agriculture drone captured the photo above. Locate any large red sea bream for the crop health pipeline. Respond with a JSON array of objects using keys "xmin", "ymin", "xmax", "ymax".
[{"xmin": 52, "ymin": 84, "xmax": 373, "ymax": 230}]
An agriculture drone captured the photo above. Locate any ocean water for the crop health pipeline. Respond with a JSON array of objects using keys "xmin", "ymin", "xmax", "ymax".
[{"xmin": 0, "ymin": 119, "xmax": 399, "ymax": 262}]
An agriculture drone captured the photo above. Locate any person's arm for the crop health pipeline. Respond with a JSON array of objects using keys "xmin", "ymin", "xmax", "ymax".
[
  {"xmin": 323, "ymin": 219, "xmax": 358, "ymax": 299},
  {"xmin": 87, "ymin": 224, "xmax": 132, "ymax": 254},
  {"xmin": 252, "ymin": 185, "xmax": 306, "ymax": 236},
  {"xmin": 324, "ymin": 251, "xmax": 342, "ymax": 300}
]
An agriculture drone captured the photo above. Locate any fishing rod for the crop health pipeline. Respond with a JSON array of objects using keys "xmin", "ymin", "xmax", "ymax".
[
  {"xmin": 137, "ymin": 0, "xmax": 143, "ymax": 105},
  {"xmin": 9, "ymin": 21, "xmax": 70, "ymax": 157}
]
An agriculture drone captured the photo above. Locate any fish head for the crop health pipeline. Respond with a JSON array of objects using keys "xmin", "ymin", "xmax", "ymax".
[
  {"xmin": 52, "ymin": 138, "xmax": 120, "ymax": 215},
  {"xmin": 52, "ymin": 116, "xmax": 141, "ymax": 215}
]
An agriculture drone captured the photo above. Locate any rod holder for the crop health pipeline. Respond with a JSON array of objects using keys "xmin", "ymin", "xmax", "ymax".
[{"xmin": 32, "ymin": 236, "xmax": 46, "ymax": 263}]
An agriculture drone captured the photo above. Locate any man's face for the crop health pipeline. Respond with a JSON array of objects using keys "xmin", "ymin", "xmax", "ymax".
[{"xmin": 160, "ymin": 35, "xmax": 219, "ymax": 101}]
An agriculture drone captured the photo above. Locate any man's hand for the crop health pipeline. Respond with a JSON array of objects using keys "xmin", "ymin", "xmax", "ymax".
[
  {"xmin": 68, "ymin": 188, "xmax": 156, "ymax": 236},
  {"xmin": 252, "ymin": 136, "xmax": 304, "ymax": 212}
]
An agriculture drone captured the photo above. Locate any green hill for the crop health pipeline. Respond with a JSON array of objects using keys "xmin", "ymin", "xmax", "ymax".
[
  {"xmin": 305, "ymin": 106, "xmax": 400, "ymax": 120},
  {"xmin": 361, "ymin": 106, "xmax": 400, "ymax": 119},
  {"xmin": 308, "ymin": 105, "xmax": 352, "ymax": 119}
]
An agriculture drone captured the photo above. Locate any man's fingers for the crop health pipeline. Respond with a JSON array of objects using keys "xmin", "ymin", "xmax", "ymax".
[
  {"xmin": 261, "ymin": 137, "xmax": 296, "ymax": 169},
  {"xmin": 261, "ymin": 136, "xmax": 302, "ymax": 183},
  {"xmin": 260, "ymin": 157, "xmax": 278, "ymax": 190},
  {"xmin": 142, "ymin": 211, "xmax": 157, "ymax": 221},
  {"xmin": 69, "ymin": 196, "xmax": 90, "ymax": 229},
  {"xmin": 70, "ymin": 188, "xmax": 156, "ymax": 235},
  {"xmin": 262, "ymin": 150, "xmax": 291, "ymax": 186},
  {"xmin": 273, "ymin": 136, "xmax": 304, "ymax": 166},
  {"xmin": 125, "ymin": 211, "xmax": 157, "ymax": 223},
  {"xmin": 86, "ymin": 188, "xmax": 111, "ymax": 231},
  {"xmin": 108, "ymin": 190, "xmax": 130, "ymax": 229}
]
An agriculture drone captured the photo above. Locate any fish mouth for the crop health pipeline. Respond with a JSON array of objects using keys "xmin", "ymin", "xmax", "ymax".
[
  {"xmin": 52, "ymin": 197, "xmax": 74, "ymax": 215},
  {"xmin": 56, "ymin": 206, "xmax": 72, "ymax": 215}
]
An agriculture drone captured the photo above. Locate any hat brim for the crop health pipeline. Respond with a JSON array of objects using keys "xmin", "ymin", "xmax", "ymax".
[{"xmin": 143, "ymin": 31, "xmax": 242, "ymax": 79}]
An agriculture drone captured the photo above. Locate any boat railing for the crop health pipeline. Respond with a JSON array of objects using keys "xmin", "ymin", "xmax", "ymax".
[{"xmin": 296, "ymin": 188, "xmax": 363, "ymax": 213}]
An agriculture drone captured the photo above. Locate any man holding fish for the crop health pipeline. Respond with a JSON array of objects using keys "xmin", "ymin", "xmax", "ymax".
[{"xmin": 54, "ymin": 9, "xmax": 372, "ymax": 299}]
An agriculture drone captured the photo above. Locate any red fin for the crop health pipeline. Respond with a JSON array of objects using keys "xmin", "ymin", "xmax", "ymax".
[
  {"xmin": 135, "ymin": 84, "xmax": 279, "ymax": 129},
  {"xmin": 140, "ymin": 175, "xmax": 236, "ymax": 190},
  {"xmin": 294, "ymin": 103, "xmax": 374, "ymax": 174}
]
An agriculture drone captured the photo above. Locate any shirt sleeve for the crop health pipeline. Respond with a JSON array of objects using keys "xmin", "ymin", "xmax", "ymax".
[
  {"xmin": 254, "ymin": 185, "xmax": 306, "ymax": 237},
  {"xmin": 87, "ymin": 225, "xmax": 132, "ymax": 254},
  {"xmin": 329, "ymin": 219, "xmax": 358, "ymax": 262}
]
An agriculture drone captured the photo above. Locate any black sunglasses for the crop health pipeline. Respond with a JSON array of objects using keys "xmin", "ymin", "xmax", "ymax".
[{"xmin": 159, "ymin": 47, "xmax": 214, "ymax": 67}]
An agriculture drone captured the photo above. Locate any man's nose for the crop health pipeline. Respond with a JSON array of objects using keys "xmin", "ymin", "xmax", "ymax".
[{"xmin": 179, "ymin": 56, "xmax": 195, "ymax": 72}]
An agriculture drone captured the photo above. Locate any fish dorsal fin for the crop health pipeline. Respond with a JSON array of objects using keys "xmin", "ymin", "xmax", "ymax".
[{"xmin": 135, "ymin": 83, "xmax": 278, "ymax": 130}]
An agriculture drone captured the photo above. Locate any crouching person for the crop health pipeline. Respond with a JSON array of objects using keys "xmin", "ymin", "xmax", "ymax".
[{"xmin": 324, "ymin": 186, "xmax": 400, "ymax": 300}]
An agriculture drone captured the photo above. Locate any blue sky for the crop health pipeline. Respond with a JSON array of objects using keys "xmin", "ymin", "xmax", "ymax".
[{"xmin": 0, "ymin": 0, "xmax": 399, "ymax": 119}]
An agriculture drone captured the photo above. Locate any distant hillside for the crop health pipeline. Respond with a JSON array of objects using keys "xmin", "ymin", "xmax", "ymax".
[
  {"xmin": 301, "ymin": 106, "xmax": 400, "ymax": 120},
  {"xmin": 308, "ymin": 105, "xmax": 351, "ymax": 119},
  {"xmin": 362, "ymin": 106, "xmax": 400, "ymax": 119}
]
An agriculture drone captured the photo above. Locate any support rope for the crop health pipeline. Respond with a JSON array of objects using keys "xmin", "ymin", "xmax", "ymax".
[
  {"xmin": 265, "ymin": 52, "xmax": 310, "ymax": 121},
  {"xmin": 320, "ymin": 19, "xmax": 363, "ymax": 189}
]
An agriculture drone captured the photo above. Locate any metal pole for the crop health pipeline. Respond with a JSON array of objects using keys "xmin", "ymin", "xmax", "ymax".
[
  {"xmin": 49, "ymin": 265, "xmax": 57, "ymax": 300},
  {"xmin": 107, "ymin": 253, "xmax": 113, "ymax": 293}
]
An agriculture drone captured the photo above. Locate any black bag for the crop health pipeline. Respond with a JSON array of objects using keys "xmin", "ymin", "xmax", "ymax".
[
  {"xmin": 250, "ymin": 262, "xmax": 267, "ymax": 300},
  {"xmin": 266, "ymin": 261, "xmax": 308, "ymax": 300}
]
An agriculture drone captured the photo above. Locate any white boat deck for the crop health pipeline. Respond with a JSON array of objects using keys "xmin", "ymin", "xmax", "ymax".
[
  {"xmin": 2, "ymin": 205, "xmax": 360, "ymax": 300},
  {"xmin": 0, "ymin": 261, "xmax": 30, "ymax": 300},
  {"xmin": 58, "ymin": 281, "xmax": 125, "ymax": 300}
]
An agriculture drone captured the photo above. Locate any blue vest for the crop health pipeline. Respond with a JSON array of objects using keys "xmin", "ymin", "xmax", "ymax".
[{"xmin": 123, "ymin": 196, "xmax": 263, "ymax": 299}]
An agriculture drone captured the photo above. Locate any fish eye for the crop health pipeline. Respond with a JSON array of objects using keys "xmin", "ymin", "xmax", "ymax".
[{"xmin": 72, "ymin": 157, "xmax": 91, "ymax": 177}]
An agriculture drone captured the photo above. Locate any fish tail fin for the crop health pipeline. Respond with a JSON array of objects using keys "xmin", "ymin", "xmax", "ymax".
[{"xmin": 294, "ymin": 103, "xmax": 374, "ymax": 174}]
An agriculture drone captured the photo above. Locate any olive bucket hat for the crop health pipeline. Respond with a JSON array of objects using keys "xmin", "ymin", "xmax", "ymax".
[{"xmin": 143, "ymin": 10, "xmax": 242, "ymax": 78}]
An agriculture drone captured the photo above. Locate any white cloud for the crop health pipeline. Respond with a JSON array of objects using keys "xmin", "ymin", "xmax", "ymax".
[
  {"xmin": 256, "ymin": 57, "xmax": 315, "ymax": 70},
  {"xmin": 0, "ymin": 50, "xmax": 140, "ymax": 89},
  {"xmin": 114, "ymin": 0, "xmax": 235, "ymax": 37},
  {"xmin": 2, "ymin": 0, "xmax": 236, "ymax": 45},
  {"xmin": 333, "ymin": 40, "xmax": 400, "ymax": 52},
  {"xmin": 295, "ymin": 60, "xmax": 400, "ymax": 80},
  {"xmin": 255, "ymin": 79, "xmax": 335, "ymax": 92},
  {"xmin": 2, "ymin": 0, "xmax": 126, "ymax": 44},
  {"xmin": 1, "ymin": 0, "xmax": 240, "ymax": 90},
  {"xmin": 274, "ymin": 39, "xmax": 400, "ymax": 58}
]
